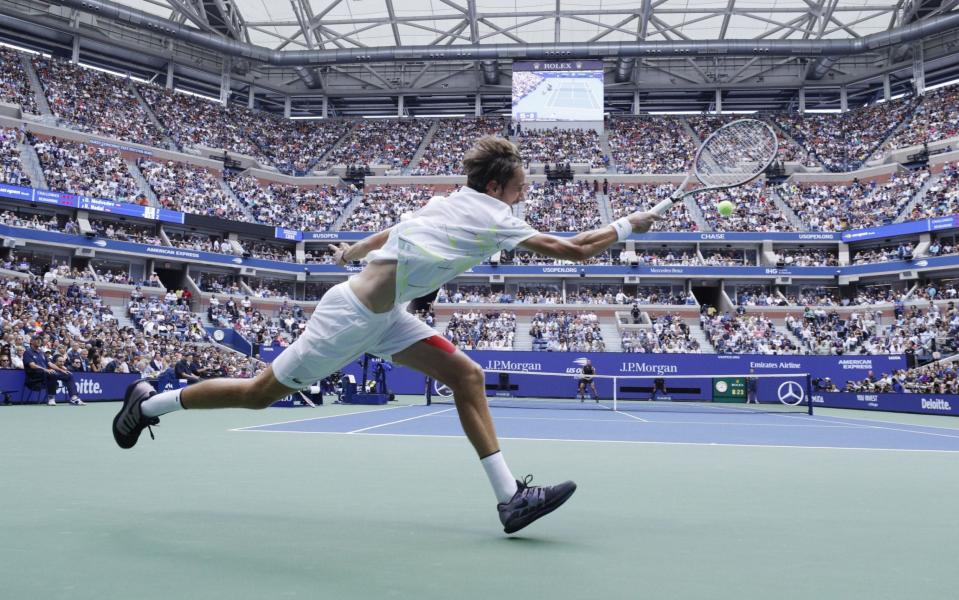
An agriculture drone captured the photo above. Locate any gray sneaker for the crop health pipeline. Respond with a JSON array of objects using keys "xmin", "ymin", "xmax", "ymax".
[
  {"xmin": 112, "ymin": 380, "xmax": 159, "ymax": 449},
  {"xmin": 498, "ymin": 475, "xmax": 577, "ymax": 534}
]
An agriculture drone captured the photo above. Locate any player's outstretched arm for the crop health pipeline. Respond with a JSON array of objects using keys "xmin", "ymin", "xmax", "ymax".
[
  {"xmin": 329, "ymin": 227, "xmax": 392, "ymax": 266},
  {"xmin": 519, "ymin": 211, "xmax": 660, "ymax": 261}
]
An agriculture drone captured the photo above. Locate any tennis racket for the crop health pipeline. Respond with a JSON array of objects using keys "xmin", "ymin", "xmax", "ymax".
[{"xmin": 651, "ymin": 119, "xmax": 779, "ymax": 216}]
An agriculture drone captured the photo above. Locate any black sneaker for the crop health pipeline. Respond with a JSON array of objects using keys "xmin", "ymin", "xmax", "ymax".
[
  {"xmin": 498, "ymin": 475, "xmax": 577, "ymax": 534},
  {"xmin": 112, "ymin": 380, "xmax": 159, "ymax": 449}
]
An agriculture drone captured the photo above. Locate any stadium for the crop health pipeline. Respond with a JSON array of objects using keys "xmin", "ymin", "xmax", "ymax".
[{"xmin": 1, "ymin": 0, "xmax": 959, "ymax": 598}]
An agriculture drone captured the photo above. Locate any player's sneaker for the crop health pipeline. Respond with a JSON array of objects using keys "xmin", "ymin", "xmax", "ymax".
[
  {"xmin": 47, "ymin": 397, "xmax": 56, "ymax": 406},
  {"xmin": 69, "ymin": 396, "xmax": 86, "ymax": 406},
  {"xmin": 498, "ymin": 475, "xmax": 577, "ymax": 534},
  {"xmin": 112, "ymin": 380, "xmax": 159, "ymax": 449}
]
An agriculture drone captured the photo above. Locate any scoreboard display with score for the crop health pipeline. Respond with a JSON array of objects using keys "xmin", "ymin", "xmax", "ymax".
[{"xmin": 713, "ymin": 377, "xmax": 747, "ymax": 402}]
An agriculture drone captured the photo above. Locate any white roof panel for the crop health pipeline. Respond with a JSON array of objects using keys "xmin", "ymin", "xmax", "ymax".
[{"xmin": 122, "ymin": 0, "xmax": 905, "ymax": 49}]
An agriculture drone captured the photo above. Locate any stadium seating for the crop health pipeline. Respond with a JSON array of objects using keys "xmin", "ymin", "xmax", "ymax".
[
  {"xmin": 699, "ymin": 182, "xmax": 796, "ymax": 232},
  {"xmin": 774, "ymin": 98, "xmax": 917, "ymax": 172},
  {"xmin": 778, "ymin": 168, "xmax": 929, "ymax": 231},
  {"xmin": 702, "ymin": 312, "xmax": 800, "ymax": 354},
  {"xmin": 622, "ymin": 314, "xmax": 701, "ymax": 353},
  {"xmin": 0, "ymin": 46, "xmax": 39, "ymax": 114},
  {"xmin": 341, "ymin": 185, "xmax": 434, "ymax": 231},
  {"xmin": 530, "ymin": 311, "xmax": 605, "ymax": 352},
  {"xmin": 137, "ymin": 84, "xmax": 263, "ymax": 158},
  {"xmin": 0, "ymin": 127, "xmax": 30, "ymax": 187},
  {"xmin": 33, "ymin": 57, "xmax": 166, "ymax": 146},
  {"xmin": 517, "ymin": 128, "xmax": 603, "ymax": 166},
  {"xmin": 412, "ymin": 117, "xmax": 506, "ymax": 175},
  {"xmin": 905, "ymin": 161, "xmax": 959, "ymax": 220},
  {"xmin": 884, "ymin": 84, "xmax": 959, "ymax": 150},
  {"xmin": 444, "ymin": 310, "xmax": 516, "ymax": 350},
  {"xmin": 608, "ymin": 116, "xmax": 693, "ymax": 174},
  {"xmin": 140, "ymin": 159, "xmax": 247, "ymax": 221},
  {"xmin": 523, "ymin": 181, "xmax": 602, "ymax": 232},
  {"xmin": 227, "ymin": 173, "xmax": 354, "ymax": 231},
  {"xmin": 321, "ymin": 118, "xmax": 432, "ymax": 169},
  {"xmin": 33, "ymin": 137, "xmax": 147, "ymax": 204},
  {"xmin": 606, "ymin": 183, "xmax": 698, "ymax": 232}
]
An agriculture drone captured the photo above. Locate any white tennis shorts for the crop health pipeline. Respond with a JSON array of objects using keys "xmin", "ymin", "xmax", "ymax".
[{"xmin": 271, "ymin": 281, "xmax": 436, "ymax": 389}]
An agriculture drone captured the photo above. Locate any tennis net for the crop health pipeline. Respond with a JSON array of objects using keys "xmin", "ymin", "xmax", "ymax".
[{"xmin": 427, "ymin": 369, "xmax": 813, "ymax": 415}]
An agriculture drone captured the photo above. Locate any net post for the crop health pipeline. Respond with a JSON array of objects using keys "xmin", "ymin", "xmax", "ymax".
[
  {"xmin": 613, "ymin": 376, "xmax": 618, "ymax": 411},
  {"xmin": 425, "ymin": 376, "xmax": 433, "ymax": 406},
  {"xmin": 805, "ymin": 373, "xmax": 813, "ymax": 416}
]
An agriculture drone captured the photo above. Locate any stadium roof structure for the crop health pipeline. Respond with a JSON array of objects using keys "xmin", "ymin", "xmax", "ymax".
[{"xmin": 2, "ymin": 0, "xmax": 959, "ymax": 115}]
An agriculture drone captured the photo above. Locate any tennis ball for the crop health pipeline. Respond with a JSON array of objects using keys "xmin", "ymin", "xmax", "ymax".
[{"xmin": 717, "ymin": 200, "xmax": 735, "ymax": 217}]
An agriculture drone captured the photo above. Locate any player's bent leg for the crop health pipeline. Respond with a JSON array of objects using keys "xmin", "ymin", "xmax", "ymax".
[
  {"xmin": 391, "ymin": 338, "xmax": 498, "ymax": 458},
  {"xmin": 392, "ymin": 337, "xmax": 577, "ymax": 534}
]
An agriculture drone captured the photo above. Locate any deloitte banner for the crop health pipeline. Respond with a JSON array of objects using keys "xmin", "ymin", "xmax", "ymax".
[
  {"xmin": 0, "ymin": 370, "xmax": 139, "ymax": 403},
  {"xmin": 812, "ymin": 392, "xmax": 959, "ymax": 416}
]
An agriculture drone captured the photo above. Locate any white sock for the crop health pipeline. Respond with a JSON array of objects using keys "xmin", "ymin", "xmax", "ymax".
[
  {"xmin": 141, "ymin": 389, "xmax": 184, "ymax": 417},
  {"xmin": 481, "ymin": 451, "xmax": 518, "ymax": 503}
]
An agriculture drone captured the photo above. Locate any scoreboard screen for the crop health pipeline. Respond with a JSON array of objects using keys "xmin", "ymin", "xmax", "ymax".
[
  {"xmin": 713, "ymin": 377, "xmax": 747, "ymax": 403},
  {"xmin": 512, "ymin": 60, "xmax": 604, "ymax": 122}
]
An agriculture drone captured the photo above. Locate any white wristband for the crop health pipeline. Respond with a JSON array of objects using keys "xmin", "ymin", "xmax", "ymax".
[{"xmin": 610, "ymin": 217, "xmax": 633, "ymax": 242}]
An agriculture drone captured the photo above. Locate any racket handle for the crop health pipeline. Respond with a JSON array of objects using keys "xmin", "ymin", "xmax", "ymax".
[{"xmin": 651, "ymin": 197, "xmax": 677, "ymax": 216}]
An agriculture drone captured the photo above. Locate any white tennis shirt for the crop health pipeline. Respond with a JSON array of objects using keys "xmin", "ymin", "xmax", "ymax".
[{"xmin": 365, "ymin": 186, "xmax": 539, "ymax": 304}]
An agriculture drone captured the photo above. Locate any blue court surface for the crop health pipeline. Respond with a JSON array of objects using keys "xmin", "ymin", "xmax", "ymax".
[{"xmin": 234, "ymin": 403, "xmax": 959, "ymax": 452}]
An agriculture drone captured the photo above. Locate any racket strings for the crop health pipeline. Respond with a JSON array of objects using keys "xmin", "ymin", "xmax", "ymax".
[{"xmin": 695, "ymin": 120, "xmax": 778, "ymax": 188}]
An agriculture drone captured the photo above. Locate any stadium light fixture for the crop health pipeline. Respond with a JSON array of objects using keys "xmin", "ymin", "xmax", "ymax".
[
  {"xmin": 77, "ymin": 61, "xmax": 151, "ymax": 85},
  {"xmin": 924, "ymin": 77, "xmax": 959, "ymax": 92},
  {"xmin": 0, "ymin": 41, "xmax": 50, "ymax": 58},
  {"xmin": 174, "ymin": 88, "xmax": 221, "ymax": 103}
]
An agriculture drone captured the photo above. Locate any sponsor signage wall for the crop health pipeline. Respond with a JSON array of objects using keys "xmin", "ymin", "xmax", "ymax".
[
  {"xmin": 6, "ymin": 223, "xmax": 959, "ymax": 279},
  {"xmin": 7, "ymin": 180, "xmax": 953, "ymax": 245},
  {"xmin": 812, "ymin": 392, "xmax": 959, "ymax": 416},
  {"xmin": 0, "ymin": 183, "xmax": 185, "ymax": 223},
  {"xmin": 283, "ymin": 351, "xmax": 903, "ymax": 407},
  {"xmin": 842, "ymin": 215, "xmax": 959, "ymax": 242},
  {"xmin": 513, "ymin": 60, "xmax": 606, "ymax": 71},
  {"xmin": 1, "ymin": 370, "xmax": 139, "ymax": 402}
]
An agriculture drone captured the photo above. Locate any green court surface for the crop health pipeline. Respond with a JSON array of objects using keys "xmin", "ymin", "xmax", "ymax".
[{"xmin": 2, "ymin": 399, "xmax": 959, "ymax": 600}]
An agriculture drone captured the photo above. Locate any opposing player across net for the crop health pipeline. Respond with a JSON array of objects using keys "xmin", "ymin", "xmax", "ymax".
[{"xmin": 428, "ymin": 370, "xmax": 813, "ymax": 415}]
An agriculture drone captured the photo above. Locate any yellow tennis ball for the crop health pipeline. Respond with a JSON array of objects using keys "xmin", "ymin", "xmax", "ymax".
[{"xmin": 717, "ymin": 200, "xmax": 735, "ymax": 217}]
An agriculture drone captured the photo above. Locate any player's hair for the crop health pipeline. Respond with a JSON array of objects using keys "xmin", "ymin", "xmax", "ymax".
[{"xmin": 463, "ymin": 135, "xmax": 523, "ymax": 195}]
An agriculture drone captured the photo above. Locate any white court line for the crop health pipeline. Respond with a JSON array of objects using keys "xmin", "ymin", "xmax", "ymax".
[
  {"xmin": 431, "ymin": 412, "xmax": 859, "ymax": 428},
  {"xmin": 229, "ymin": 404, "xmax": 411, "ymax": 432},
  {"xmin": 616, "ymin": 410, "xmax": 648, "ymax": 423},
  {"xmin": 347, "ymin": 407, "xmax": 456, "ymax": 434},
  {"xmin": 234, "ymin": 429, "xmax": 959, "ymax": 453}
]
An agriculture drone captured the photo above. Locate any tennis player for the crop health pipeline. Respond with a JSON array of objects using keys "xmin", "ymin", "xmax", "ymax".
[
  {"xmin": 113, "ymin": 136, "xmax": 660, "ymax": 534},
  {"xmin": 577, "ymin": 359, "xmax": 599, "ymax": 402}
]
